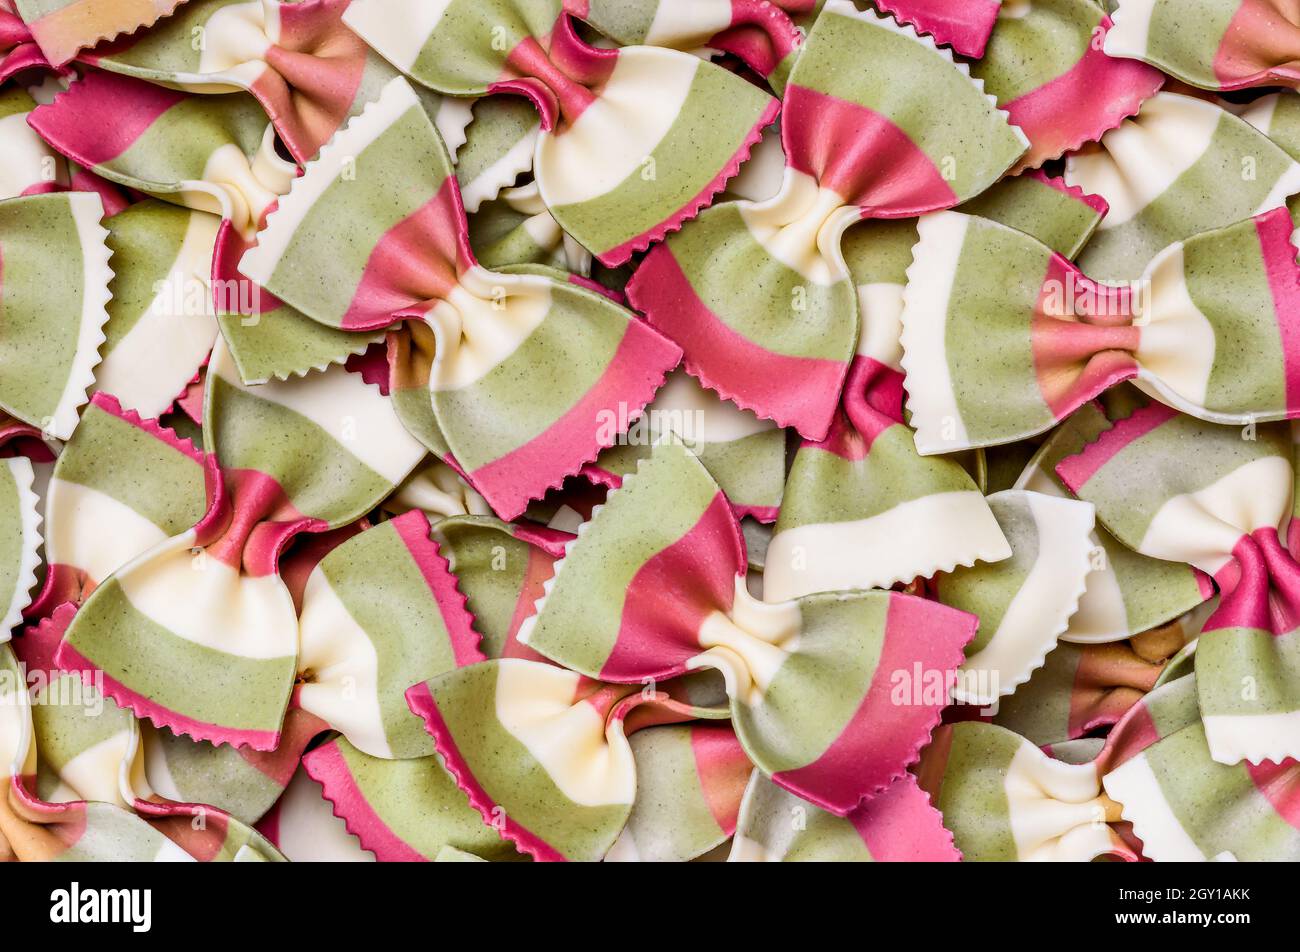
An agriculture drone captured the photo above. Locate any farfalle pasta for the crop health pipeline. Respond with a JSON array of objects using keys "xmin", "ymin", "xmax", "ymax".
[
  {"xmin": 239, "ymin": 75, "xmax": 682, "ymax": 518},
  {"xmin": 0, "ymin": 0, "xmax": 1295, "ymax": 869},
  {"xmin": 902, "ymin": 208, "xmax": 1300, "ymax": 453},
  {"xmin": 1057, "ymin": 404, "xmax": 1300, "ymax": 766},
  {"xmin": 628, "ymin": 1, "xmax": 1028, "ymax": 439},
  {"xmin": 1105, "ymin": 0, "xmax": 1300, "ymax": 93},
  {"xmin": 55, "ymin": 342, "xmax": 426, "ymax": 749},
  {"xmin": 489, "ymin": 439, "xmax": 976, "ymax": 816},
  {"xmin": 1064, "ymin": 91, "xmax": 1300, "ymax": 279}
]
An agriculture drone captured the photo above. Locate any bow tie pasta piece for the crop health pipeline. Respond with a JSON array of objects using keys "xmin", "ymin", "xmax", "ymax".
[
  {"xmin": 1104, "ymin": 679, "xmax": 1300, "ymax": 862},
  {"xmin": 1013, "ymin": 401, "xmax": 1213, "ymax": 644},
  {"xmin": 1105, "ymin": 0, "xmax": 1300, "ymax": 93},
  {"xmin": 0, "ymin": 191, "xmax": 110, "ymax": 442},
  {"xmin": 341, "ymin": 0, "xmax": 778, "ymax": 266},
  {"xmin": 406, "ymin": 656, "xmax": 734, "ymax": 862},
  {"xmin": 970, "ymin": 0, "xmax": 1163, "ymax": 171},
  {"xmin": 1058, "ymin": 405, "xmax": 1300, "ymax": 766},
  {"xmin": 1063, "ymin": 92, "xmax": 1300, "ymax": 280},
  {"xmin": 54, "ymin": 341, "xmax": 426, "ymax": 750},
  {"xmin": 513, "ymin": 438, "xmax": 978, "ymax": 815},
  {"xmin": 728, "ymin": 771, "xmax": 959, "ymax": 862},
  {"xmin": 627, "ymin": 1, "xmax": 1028, "ymax": 441},
  {"xmin": 901, "ymin": 209, "xmax": 1300, "ymax": 455},
  {"xmin": 14, "ymin": 0, "xmax": 186, "ymax": 66},
  {"xmin": 919, "ymin": 721, "xmax": 1137, "ymax": 862},
  {"xmin": 31, "ymin": 71, "xmax": 299, "ymax": 238},
  {"xmin": 239, "ymin": 75, "xmax": 683, "ymax": 519}
]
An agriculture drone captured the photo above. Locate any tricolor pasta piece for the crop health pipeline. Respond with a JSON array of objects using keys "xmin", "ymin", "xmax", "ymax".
[
  {"xmin": 30, "ymin": 70, "xmax": 298, "ymax": 238},
  {"xmin": 627, "ymin": 1, "xmax": 1028, "ymax": 440},
  {"xmin": 513, "ymin": 439, "xmax": 978, "ymax": 815},
  {"xmin": 54, "ymin": 340, "xmax": 427, "ymax": 750},
  {"xmin": 970, "ymin": 0, "xmax": 1163, "ymax": 171},
  {"xmin": 1014, "ymin": 402, "xmax": 1212, "ymax": 643},
  {"xmin": 0, "ymin": 191, "xmax": 111, "ymax": 442},
  {"xmin": 1104, "ymin": 0, "xmax": 1300, "ymax": 93},
  {"xmin": 31, "ymin": 393, "xmax": 207, "ymax": 618},
  {"xmin": 340, "ymin": 0, "xmax": 778, "ymax": 266},
  {"xmin": 1057, "ymin": 404, "xmax": 1300, "ymax": 765},
  {"xmin": 585, "ymin": 370, "xmax": 787, "ymax": 524},
  {"xmin": 239, "ymin": 75, "xmax": 683, "ymax": 519},
  {"xmin": 79, "ymin": 0, "xmax": 462, "ymax": 164},
  {"xmin": 917, "ymin": 721, "xmax": 1137, "ymax": 862},
  {"xmin": 14, "ymin": 0, "xmax": 186, "ymax": 66},
  {"xmin": 728, "ymin": 771, "xmax": 959, "ymax": 862},
  {"xmin": 406, "ymin": 656, "xmax": 735, "ymax": 862},
  {"xmin": 1064, "ymin": 92, "xmax": 1300, "ymax": 280},
  {"xmin": 934, "ymin": 489, "xmax": 1096, "ymax": 706},
  {"xmin": 901, "ymin": 208, "xmax": 1300, "ymax": 455}
]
